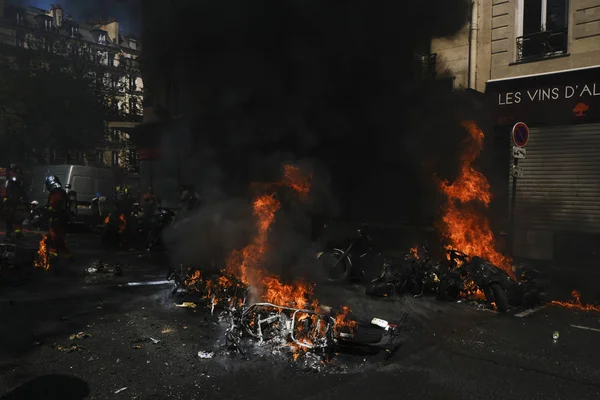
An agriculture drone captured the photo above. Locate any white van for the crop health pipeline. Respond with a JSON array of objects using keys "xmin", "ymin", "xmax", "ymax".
[{"xmin": 27, "ymin": 165, "xmax": 115, "ymax": 224}]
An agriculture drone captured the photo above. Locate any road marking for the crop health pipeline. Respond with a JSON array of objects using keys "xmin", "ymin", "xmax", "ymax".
[
  {"xmin": 514, "ymin": 305, "xmax": 546, "ymax": 318},
  {"xmin": 570, "ymin": 324, "xmax": 600, "ymax": 333}
]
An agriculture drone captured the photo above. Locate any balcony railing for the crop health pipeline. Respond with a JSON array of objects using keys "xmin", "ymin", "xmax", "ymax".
[{"xmin": 516, "ymin": 28, "xmax": 568, "ymax": 63}]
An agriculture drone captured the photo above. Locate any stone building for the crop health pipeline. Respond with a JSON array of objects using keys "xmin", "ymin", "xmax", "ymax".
[
  {"xmin": 432, "ymin": 0, "xmax": 600, "ymax": 266},
  {"xmin": 0, "ymin": 1, "xmax": 143, "ymax": 173}
]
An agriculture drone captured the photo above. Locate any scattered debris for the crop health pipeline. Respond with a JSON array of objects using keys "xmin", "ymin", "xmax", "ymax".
[
  {"xmin": 69, "ymin": 332, "xmax": 91, "ymax": 340},
  {"xmin": 150, "ymin": 337, "xmax": 160, "ymax": 344},
  {"xmin": 56, "ymin": 344, "xmax": 84, "ymax": 352},
  {"xmin": 552, "ymin": 331, "xmax": 560, "ymax": 340},
  {"xmin": 126, "ymin": 280, "xmax": 173, "ymax": 287},
  {"xmin": 114, "ymin": 387, "xmax": 128, "ymax": 394},
  {"xmin": 133, "ymin": 345, "xmax": 142, "ymax": 349},
  {"xmin": 86, "ymin": 260, "xmax": 125, "ymax": 282},
  {"xmin": 198, "ymin": 351, "xmax": 214, "ymax": 359},
  {"xmin": 175, "ymin": 302, "xmax": 197, "ymax": 309}
]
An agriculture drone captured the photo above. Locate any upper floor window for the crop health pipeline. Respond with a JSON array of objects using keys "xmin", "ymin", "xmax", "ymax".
[
  {"xmin": 98, "ymin": 33, "xmax": 107, "ymax": 45},
  {"xmin": 516, "ymin": 0, "xmax": 568, "ymax": 62},
  {"xmin": 16, "ymin": 12, "xmax": 24, "ymax": 25}
]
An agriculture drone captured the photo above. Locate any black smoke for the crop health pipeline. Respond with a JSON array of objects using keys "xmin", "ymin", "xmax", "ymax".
[{"xmin": 142, "ymin": 0, "xmax": 476, "ymax": 279}]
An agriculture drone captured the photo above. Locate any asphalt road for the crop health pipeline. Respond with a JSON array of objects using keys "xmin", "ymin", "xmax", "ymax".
[{"xmin": 1, "ymin": 233, "xmax": 600, "ymax": 400}]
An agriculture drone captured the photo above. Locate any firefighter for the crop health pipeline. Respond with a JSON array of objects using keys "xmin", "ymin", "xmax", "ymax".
[
  {"xmin": 142, "ymin": 186, "xmax": 160, "ymax": 217},
  {"xmin": 1, "ymin": 172, "xmax": 29, "ymax": 241},
  {"xmin": 44, "ymin": 175, "xmax": 72, "ymax": 264},
  {"xmin": 174, "ymin": 184, "xmax": 201, "ymax": 223}
]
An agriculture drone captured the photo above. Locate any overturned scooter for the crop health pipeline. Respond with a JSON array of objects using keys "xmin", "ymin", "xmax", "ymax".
[{"xmin": 437, "ymin": 249, "xmax": 512, "ymax": 313}]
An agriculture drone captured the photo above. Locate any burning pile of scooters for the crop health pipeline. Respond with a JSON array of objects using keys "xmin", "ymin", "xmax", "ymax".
[
  {"xmin": 317, "ymin": 223, "xmax": 546, "ymax": 313},
  {"xmin": 172, "ymin": 268, "xmax": 407, "ymax": 364}
]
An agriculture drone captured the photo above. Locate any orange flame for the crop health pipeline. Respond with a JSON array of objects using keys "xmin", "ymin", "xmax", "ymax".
[
  {"xmin": 437, "ymin": 121, "xmax": 515, "ymax": 279},
  {"xmin": 33, "ymin": 234, "xmax": 49, "ymax": 270},
  {"xmin": 118, "ymin": 214, "xmax": 127, "ymax": 234},
  {"xmin": 283, "ymin": 164, "xmax": 312, "ymax": 198},
  {"xmin": 461, "ymin": 279, "xmax": 486, "ymax": 301},
  {"xmin": 333, "ymin": 306, "xmax": 357, "ymax": 334},
  {"xmin": 409, "ymin": 246, "xmax": 420, "ymax": 260},
  {"xmin": 104, "ymin": 214, "xmax": 111, "ymax": 225},
  {"xmin": 551, "ymin": 290, "xmax": 600, "ymax": 312}
]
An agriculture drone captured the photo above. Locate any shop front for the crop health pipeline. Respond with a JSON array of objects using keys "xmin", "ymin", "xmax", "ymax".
[{"xmin": 486, "ymin": 66, "xmax": 600, "ymax": 265}]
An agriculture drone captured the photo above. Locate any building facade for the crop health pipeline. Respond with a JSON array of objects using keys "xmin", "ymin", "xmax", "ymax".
[
  {"xmin": 0, "ymin": 1, "xmax": 143, "ymax": 174},
  {"xmin": 434, "ymin": 0, "xmax": 600, "ymax": 265}
]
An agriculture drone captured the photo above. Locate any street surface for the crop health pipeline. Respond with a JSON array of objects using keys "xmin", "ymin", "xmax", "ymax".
[{"xmin": 1, "ymin": 232, "xmax": 600, "ymax": 400}]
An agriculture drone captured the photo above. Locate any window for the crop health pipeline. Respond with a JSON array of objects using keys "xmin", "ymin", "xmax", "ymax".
[
  {"xmin": 112, "ymin": 151, "xmax": 119, "ymax": 166},
  {"xmin": 108, "ymin": 53, "xmax": 115, "ymax": 67},
  {"xmin": 129, "ymin": 97, "xmax": 139, "ymax": 115},
  {"xmin": 16, "ymin": 12, "xmax": 23, "ymax": 25},
  {"xmin": 516, "ymin": 0, "xmax": 568, "ymax": 62},
  {"xmin": 98, "ymin": 33, "xmax": 107, "ymax": 45},
  {"xmin": 96, "ymin": 151, "xmax": 104, "ymax": 165}
]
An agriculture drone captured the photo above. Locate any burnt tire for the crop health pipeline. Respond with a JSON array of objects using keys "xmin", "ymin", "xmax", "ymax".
[
  {"xmin": 490, "ymin": 283, "xmax": 509, "ymax": 313},
  {"xmin": 319, "ymin": 251, "xmax": 350, "ymax": 282}
]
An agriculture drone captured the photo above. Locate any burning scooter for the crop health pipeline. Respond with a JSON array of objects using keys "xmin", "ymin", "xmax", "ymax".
[
  {"xmin": 436, "ymin": 249, "xmax": 511, "ymax": 312},
  {"xmin": 225, "ymin": 301, "xmax": 407, "ymax": 361},
  {"xmin": 436, "ymin": 249, "xmax": 545, "ymax": 313}
]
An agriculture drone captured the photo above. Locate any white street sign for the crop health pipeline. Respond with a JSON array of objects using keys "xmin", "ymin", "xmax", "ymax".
[
  {"xmin": 512, "ymin": 146, "xmax": 526, "ymax": 159},
  {"xmin": 511, "ymin": 165, "xmax": 524, "ymax": 178}
]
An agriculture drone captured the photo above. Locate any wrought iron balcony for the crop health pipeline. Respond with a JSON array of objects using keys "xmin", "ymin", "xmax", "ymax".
[
  {"xmin": 416, "ymin": 52, "xmax": 437, "ymax": 80},
  {"xmin": 516, "ymin": 28, "xmax": 568, "ymax": 63}
]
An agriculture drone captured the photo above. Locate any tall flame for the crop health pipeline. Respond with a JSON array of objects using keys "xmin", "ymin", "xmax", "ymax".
[
  {"xmin": 437, "ymin": 121, "xmax": 515, "ymax": 279},
  {"xmin": 118, "ymin": 214, "xmax": 127, "ymax": 234},
  {"xmin": 224, "ymin": 164, "xmax": 317, "ymax": 308}
]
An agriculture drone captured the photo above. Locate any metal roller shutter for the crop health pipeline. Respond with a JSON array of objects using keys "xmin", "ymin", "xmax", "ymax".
[{"xmin": 509, "ymin": 123, "xmax": 600, "ymax": 260}]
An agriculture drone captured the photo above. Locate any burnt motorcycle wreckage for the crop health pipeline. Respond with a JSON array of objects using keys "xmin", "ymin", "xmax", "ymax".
[
  {"xmin": 174, "ymin": 269, "xmax": 408, "ymax": 362},
  {"xmin": 436, "ymin": 249, "xmax": 546, "ymax": 313},
  {"xmin": 224, "ymin": 302, "xmax": 407, "ymax": 361},
  {"xmin": 364, "ymin": 245, "xmax": 545, "ymax": 313},
  {"xmin": 366, "ymin": 244, "xmax": 441, "ymax": 298}
]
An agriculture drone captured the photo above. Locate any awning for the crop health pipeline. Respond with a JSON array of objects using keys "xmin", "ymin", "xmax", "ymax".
[{"xmin": 485, "ymin": 66, "xmax": 600, "ymax": 126}]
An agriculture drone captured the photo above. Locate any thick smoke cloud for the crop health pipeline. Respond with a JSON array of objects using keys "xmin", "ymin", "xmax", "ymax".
[
  {"xmin": 143, "ymin": 0, "xmax": 474, "ymax": 279},
  {"xmin": 8, "ymin": 0, "xmax": 141, "ymax": 34}
]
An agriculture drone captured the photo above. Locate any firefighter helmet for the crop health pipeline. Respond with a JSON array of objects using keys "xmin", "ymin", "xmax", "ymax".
[{"xmin": 45, "ymin": 175, "xmax": 62, "ymax": 192}]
